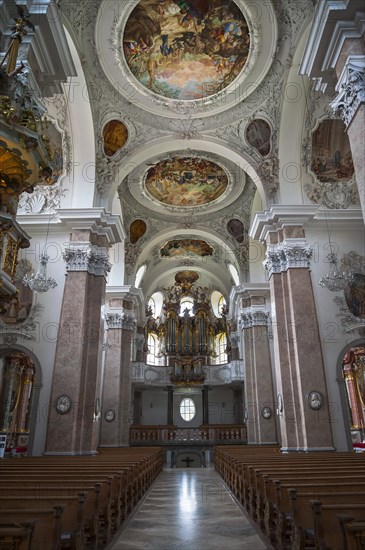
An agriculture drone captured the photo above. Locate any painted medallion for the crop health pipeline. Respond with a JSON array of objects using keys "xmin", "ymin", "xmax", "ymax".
[
  {"xmin": 123, "ymin": 0, "xmax": 250, "ymax": 100},
  {"xmin": 103, "ymin": 120, "xmax": 128, "ymax": 157},
  {"xmin": 145, "ymin": 156, "xmax": 228, "ymax": 206},
  {"xmin": 311, "ymin": 119, "xmax": 354, "ymax": 183}
]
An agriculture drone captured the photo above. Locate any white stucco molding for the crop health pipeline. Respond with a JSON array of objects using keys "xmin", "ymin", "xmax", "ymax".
[
  {"xmin": 228, "ymin": 283, "xmax": 271, "ymax": 322},
  {"xmin": 58, "ymin": 208, "xmax": 125, "ymax": 245},
  {"xmin": 299, "ymin": 0, "xmax": 365, "ymax": 92},
  {"xmin": 106, "ymin": 285, "xmax": 146, "ymax": 326},
  {"xmin": 250, "ymin": 205, "xmax": 363, "ymax": 242}
]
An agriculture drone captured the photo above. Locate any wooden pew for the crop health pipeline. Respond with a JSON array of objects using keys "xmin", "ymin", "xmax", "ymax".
[
  {"xmin": 0, "ymin": 507, "xmax": 63, "ymax": 550},
  {"xmin": 0, "ymin": 495, "xmax": 85, "ymax": 550},
  {"xmin": 0, "ymin": 522, "xmax": 34, "ymax": 550},
  {"xmin": 311, "ymin": 501, "xmax": 365, "ymax": 550}
]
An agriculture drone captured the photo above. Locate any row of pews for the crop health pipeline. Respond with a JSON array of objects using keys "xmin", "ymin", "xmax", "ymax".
[
  {"xmin": 214, "ymin": 445, "xmax": 365, "ymax": 550},
  {"xmin": 0, "ymin": 446, "xmax": 163, "ymax": 549}
]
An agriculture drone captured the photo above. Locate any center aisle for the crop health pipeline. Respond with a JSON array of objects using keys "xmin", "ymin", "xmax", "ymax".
[{"xmin": 109, "ymin": 468, "xmax": 272, "ymax": 550}]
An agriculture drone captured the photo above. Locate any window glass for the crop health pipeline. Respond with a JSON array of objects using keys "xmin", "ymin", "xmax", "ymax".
[{"xmin": 180, "ymin": 398, "xmax": 196, "ymax": 422}]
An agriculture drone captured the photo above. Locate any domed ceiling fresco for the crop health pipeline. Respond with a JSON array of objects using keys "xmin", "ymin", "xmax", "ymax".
[
  {"xmin": 144, "ymin": 156, "xmax": 229, "ymax": 206},
  {"xmin": 123, "ymin": 0, "xmax": 250, "ymax": 100}
]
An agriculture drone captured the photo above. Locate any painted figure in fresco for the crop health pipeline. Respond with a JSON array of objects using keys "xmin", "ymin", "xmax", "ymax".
[{"xmin": 123, "ymin": 0, "xmax": 250, "ymax": 100}]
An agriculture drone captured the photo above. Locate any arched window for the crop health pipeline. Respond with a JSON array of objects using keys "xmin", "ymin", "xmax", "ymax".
[
  {"xmin": 215, "ymin": 332, "xmax": 228, "ymax": 364},
  {"xmin": 180, "ymin": 398, "xmax": 196, "ymax": 422},
  {"xmin": 228, "ymin": 263, "xmax": 240, "ymax": 286},
  {"xmin": 148, "ymin": 291, "xmax": 164, "ymax": 318},
  {"xmin": 147, "ymin": 333, "xmax": 158, "ymax": 365},
  {"xmin": 179, "ymin": 296, "xmax": 194, "ymax": 317},
  {"xmin": 135, "ymin": 265, "xmax": 147, "ymax": 288},
  {"xmin": 211, "ymin": 290, "xmax": 226, "ymax": 318}
]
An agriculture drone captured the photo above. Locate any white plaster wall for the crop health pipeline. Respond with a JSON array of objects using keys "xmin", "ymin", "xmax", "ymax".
[
  {"xmin": 60, "ymin": 29, "xmax": 96, "ymax": 210},
  {"xmin": 140, "ymin": 389, "xmax": 168, "ymax": 425},
  {"xmin": 305, "ymin": 218, "xmax": 365, "ymax": 450},
  {"xmin": 208, "ymin": 388, "xmax": 235, "ymax": 424}
]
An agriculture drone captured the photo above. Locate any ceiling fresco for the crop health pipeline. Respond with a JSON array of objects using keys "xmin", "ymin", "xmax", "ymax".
[
  {"xmin": 145, "ymin": 156, "xmax": 229, "ymax": 207},
  {"xmin": 160, "ymin": 239, "xmax": 213, "ymax": 258},
  {"xmin": 123, "ymin": 0, "xmax": 250, "ymax": 100}
]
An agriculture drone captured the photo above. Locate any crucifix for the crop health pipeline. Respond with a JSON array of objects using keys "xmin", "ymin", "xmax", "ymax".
[{"xmin": 181, "ymin": 456, "xmax": 195, "ymax": 468}]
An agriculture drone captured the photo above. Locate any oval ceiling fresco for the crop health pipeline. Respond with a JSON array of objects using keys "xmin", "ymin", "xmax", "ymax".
[
  {"xmin": 123, "ymin": 0, "xmax": 250, "ymax": 101},
  {"xmin": 145, "ymin": 156, "xmax": 229, "ymax": 207}
]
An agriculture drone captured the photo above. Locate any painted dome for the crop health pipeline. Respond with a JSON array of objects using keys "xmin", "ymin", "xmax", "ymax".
[
  {"xmin": 123, "ymin": 0, "xmax": 250, "ymax": 101},
  {"xmin": 145, "ymin": 156, "xmax": 229, "ymax": 206}
]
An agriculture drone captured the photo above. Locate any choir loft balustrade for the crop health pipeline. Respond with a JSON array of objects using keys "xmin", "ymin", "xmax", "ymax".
[
  {"xmin": 129, "ymin": 424, "xmax": 247, "ymax": 445},
  {"xmin": 131, "ymin": 360, "xmax": 245, "ymax": 387}
]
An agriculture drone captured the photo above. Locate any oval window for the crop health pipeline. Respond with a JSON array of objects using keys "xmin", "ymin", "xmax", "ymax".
[{"xmin": 180, "ymin": 398, "xmax": 196, "ymax": 422}]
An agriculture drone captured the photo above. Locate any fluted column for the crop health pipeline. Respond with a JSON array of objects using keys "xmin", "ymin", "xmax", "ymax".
[
  {"xmin": 264, "ymin": 226, "xmax": 334, "ymax": 451},
  {"xmin": 241, "ymin": 295, "xmax": 277, "ymax": 445},
  {"xmin": 45, "ymin": 233, "xmax": 111, "ymax": 455}
]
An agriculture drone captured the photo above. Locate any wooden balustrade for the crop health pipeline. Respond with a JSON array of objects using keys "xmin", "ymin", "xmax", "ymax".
[{"xmin": 130, "ymin": 424, "xmax": 247, "ymax": 444}]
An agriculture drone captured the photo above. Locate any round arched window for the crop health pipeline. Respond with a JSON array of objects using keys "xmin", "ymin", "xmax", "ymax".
[{"xmin": 180, "ymin": 398, "xmax": 196, "ymax": 422}]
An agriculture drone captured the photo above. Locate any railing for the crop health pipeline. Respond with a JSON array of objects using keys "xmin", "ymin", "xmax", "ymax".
[
  {"xmin": 130, "ymin": 424, "xmax": 247, "ymax": 444},
  {"xmin": 131, "ymin": 360, "xmax": 244, "ymax": 386}
]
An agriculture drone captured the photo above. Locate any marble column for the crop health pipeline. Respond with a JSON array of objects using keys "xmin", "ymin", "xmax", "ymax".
[
  {"xmin": 133, "ymin": 391, "xmax": 142, "ymax": 425},
  {"xmin": 264, "ymin": 226, "xmax": 334, "ymax": 451},
  {"xmin": 0, "ymin": 355, "xmax": 23, "ymax": 433},
  {"xmin": 331, "ymin": 54, "xmax": 365, "ymax": 221},
  {"xmin": 233, "ymin": 388, "xmax": 243, "ymax": 424},
  {"xmin": 202, "ymin": 385, "xmax": 209, "ymax": 425},
  {"xmin": 15, "ymin": 365, "xmax": 34, "ymax": 433},
  {"xmin": 241, "ymin": 296, "xmax": 277, "ymax": 445},
  {"xmin": 99, "ymin": 301, "xmax": 136, "ymax": 447},
  {"xmin": 45, "ymin": 233, "xmax": 111, "ymax": 455},
  {"xmin": 167, "ymin": 386, "xmax": 174, "ymax": 425}
]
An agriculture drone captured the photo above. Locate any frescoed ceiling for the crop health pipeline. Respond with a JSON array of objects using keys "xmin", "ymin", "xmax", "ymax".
[
  {"xmin": 60, "ymin": 0, "xmax": 318, "ymax": 294},
  {"xmin": 123, "ymin": 0, "xmax": 250, "ymax": 101}
]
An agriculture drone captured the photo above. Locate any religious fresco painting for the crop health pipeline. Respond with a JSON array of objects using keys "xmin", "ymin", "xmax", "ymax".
[
  {"xmin": 145, "ymin": 156, "xmax": 228, "ymax": 206},
  {"xmin": 103, "ymin": 120, "xmax": 128, "ymax": 157},
  {"xmin": 123, "ymin": 0, "xmax": 250, "ymax": 100},
  {"xmin": 311, "ymin": 119, "xmax": 355, "ymax": 183},
  {"xmin": 130, "ymin": 219, "xmax": 147, "ymax": 244},
  {"xmin": 175, "ymin": 270, "xmax": 200, "ymax": 287},
  {"xmin": 245, "ymin": 119, "xmax": 271, "ymax": 157},
  {"xmin": 345, "ymin": 273, "xmax": 365, "ymax": 319},
  {"xmin": 160, "ymin": 239, "xmax": 213, "ymax": 258},
  {"xmin": 227, "ymin": 218, "xmax": 244, "ymax": 243}
]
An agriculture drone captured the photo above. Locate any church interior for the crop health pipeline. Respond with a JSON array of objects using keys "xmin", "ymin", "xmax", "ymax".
[{"xmin": 0, "ymin": 0, "xmax": 365, "ymax": 548}]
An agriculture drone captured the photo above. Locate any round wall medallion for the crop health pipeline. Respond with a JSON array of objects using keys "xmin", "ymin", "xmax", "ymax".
[
  {"xmin": 261, "ymin": 406, "xmax": 272, "ymax": 419},
  {"xmin": 56, "ymin": 395, "xmax": 71, "ymax": 415},
  {"xmin": 105, "ymin": 409, "xmax": 115, "ymax": 422},
  {"xmin": 308, "ymin": 391, "xmax": 323, "ymax": 410}
]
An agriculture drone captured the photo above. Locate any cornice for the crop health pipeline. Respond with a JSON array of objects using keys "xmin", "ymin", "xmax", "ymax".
[{"xmin": 250, "ymin": 205, "xmax": 364, "ymax": 241}]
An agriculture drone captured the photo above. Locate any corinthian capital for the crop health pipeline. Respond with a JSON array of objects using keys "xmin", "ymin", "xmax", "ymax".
[{"xmin": 331, "ymin": 57, "xmax": 365, "ymax": 128}]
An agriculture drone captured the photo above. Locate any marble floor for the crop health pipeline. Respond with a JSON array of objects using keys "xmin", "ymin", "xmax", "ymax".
[{"xmin": 108, "ymin": 468, "xmax": 272, "ymax": 550}]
